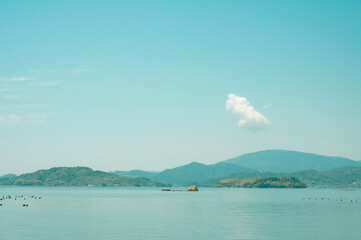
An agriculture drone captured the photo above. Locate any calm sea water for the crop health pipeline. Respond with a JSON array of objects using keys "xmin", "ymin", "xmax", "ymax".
[{"xmin": 0, "ymin": 187, "xmax": 360, "ymax": 240}]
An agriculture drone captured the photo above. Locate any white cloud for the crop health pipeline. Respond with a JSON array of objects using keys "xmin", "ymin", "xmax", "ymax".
[
  {"xmin": 226, "ymin": 94, "xmax": 271, "ymax": 130},
  {"xmin": 30, "ymin": 68, "xmax": 91, "ymax": 75},
  {"xmin": 0, "ymin": 104, "xmax": 50, "ymax": 110},
  {"xmin": 26, "ymin": 112, "xmax": 49, "ymax": 124},
  {"xmin": 0, "ymin": 77, "xmax": 34, "ymax": 82},
  {"xmin": 0, "ymin": 88, "xmax": 16, "ymax": 92},
  {"xmin": 1, "ymin": 94, "xmax": 21, "ymax": 100},
  {"xmin": 0, "ymin": 112, "xmax": 49, "ymax": 125},
  {"xmin": 29, "ymin": 81, "xmax": 60, "ymax": 86},
  {"xmin": 0, "ymin": 114, "xmax": 22, "ymax": 125}
]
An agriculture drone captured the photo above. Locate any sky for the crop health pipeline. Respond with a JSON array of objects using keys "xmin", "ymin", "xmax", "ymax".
[{"xmin": 1, "ymin": 0, "xmax": 361, "ymax": 175}]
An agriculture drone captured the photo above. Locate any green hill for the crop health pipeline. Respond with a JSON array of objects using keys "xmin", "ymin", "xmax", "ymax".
[
  {"xmin": 222, "ymin": 150, "xmax": 361, "ymax": 172},
  {"xmin": 0, "ymin": 167, "xmax": 168, "ymax": 187},
  {"xmin": 153, "ymin": 162, "xmax": 256, "ymax": 185},
  {"xmin": 216, "ymin": 177, "xmax": 307, "ymax": 188},
  {"xmin": 287, "ymin": 166, "xmax": 361, "ymax": 188},
  {"xmin": 112, "ymin": 162, "xmax": 256, "ymax": 186},
  {"xmin": 204, "ymin": 166, "xmax": 361, "ymax": 188},
  {"xmin": 0, "ymin": 174, "xmax": 16, "ymax": 179}
]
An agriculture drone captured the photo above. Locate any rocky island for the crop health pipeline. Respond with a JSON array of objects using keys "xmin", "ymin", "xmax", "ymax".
[{"xmin": 216, "ymin": 177, "xmax": 307, "ymax": 188}]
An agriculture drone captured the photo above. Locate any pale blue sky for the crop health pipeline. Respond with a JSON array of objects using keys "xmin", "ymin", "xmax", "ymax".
[{"xmin": 1, "ymin": 0, "xmax": 361, "ymax": 175}]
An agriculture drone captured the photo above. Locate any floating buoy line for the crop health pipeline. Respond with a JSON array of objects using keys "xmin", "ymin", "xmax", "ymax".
[{"xmin": 0, "ymin": 195, "xmax": 42, "ymax": 207}]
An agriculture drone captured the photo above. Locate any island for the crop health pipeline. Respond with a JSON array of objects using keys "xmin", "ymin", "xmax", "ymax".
[
  {"xmin": 216, "ymin": 177, "xmax": 307, "ymax": 188},
  {"xmin": 0, "ymin": 167, "xmax": 170, "ymax": 187}
]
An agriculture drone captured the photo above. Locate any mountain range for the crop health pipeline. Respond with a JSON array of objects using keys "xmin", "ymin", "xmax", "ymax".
[
  {"xmin": 111, "ymin": 150, "xmax": 361, "ymax": 186},
  {"xmin": 111, "ymin": 162, "xmax": 255, "ymax": 185},
  {"xmin": 221, "ymin": 150, "xmax": 361, "ymax": 172},
  {"xmin": 1, "ymin": 150, "xmax": 360, "ymax": 188}
]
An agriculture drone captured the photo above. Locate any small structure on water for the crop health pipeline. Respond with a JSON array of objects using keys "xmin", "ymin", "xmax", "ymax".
[
  {"xmin": 161, "ymin": 185, "xmax": 199, "ymax": 192},
  {"xmin": 187, "ymin": 185, "xmax": 198, "ymax": 191}
]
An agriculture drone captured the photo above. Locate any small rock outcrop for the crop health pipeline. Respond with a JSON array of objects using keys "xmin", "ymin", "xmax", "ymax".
[{"xmin": 188, "ymin": 185, "xmax": 198, "ymax": 191}]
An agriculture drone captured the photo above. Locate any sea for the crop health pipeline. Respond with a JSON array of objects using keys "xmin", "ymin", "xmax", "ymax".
[{"xmin": 0, "ymin": 187, "xmax": 360, "ymax": 240}]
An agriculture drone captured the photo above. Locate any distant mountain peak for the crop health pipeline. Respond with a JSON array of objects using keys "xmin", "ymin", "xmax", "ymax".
[{"xmin": 223, "ymin": 149, "xmax": 360, "ymax": 173}]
